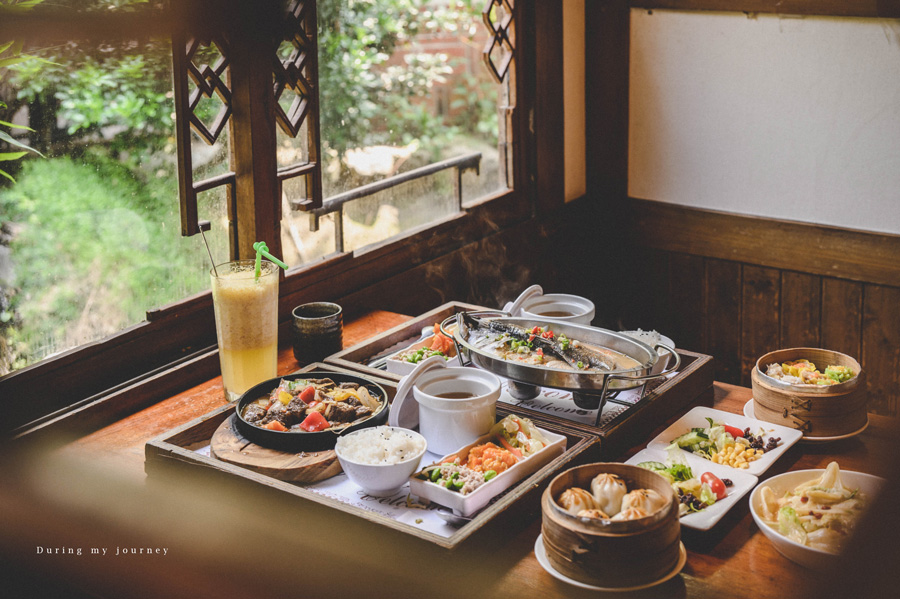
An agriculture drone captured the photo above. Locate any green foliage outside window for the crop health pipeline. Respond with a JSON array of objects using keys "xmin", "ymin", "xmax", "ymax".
[{"xmin": 0, "ymin": 0, "xmax": 501, "ymax": 373}]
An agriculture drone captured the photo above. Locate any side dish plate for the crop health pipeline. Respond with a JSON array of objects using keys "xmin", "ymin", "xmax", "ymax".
[
  {"xmin": 646, "ymin": 406, "xmax": 802, "ymax": 476},
  {"xmin": 625, "ymin": 447, "xmax": 758, "ymax": 531},
  {"xmin": 409, "ymin": 427, "xmax": 567, "ymax": 517}
]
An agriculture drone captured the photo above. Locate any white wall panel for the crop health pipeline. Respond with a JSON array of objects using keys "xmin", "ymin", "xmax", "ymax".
[{"xmin": 629, "ymin": 9, "xmax": 900, "ymax": 234}]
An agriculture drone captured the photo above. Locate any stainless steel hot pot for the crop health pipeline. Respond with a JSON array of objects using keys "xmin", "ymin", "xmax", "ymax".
[{"xmin": 441, "ymin": 312, "xmax": 680, "ymax": 423}]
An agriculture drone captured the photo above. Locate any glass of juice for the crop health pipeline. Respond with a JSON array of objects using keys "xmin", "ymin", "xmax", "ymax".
[{"xmin": 211, "ymin": 260, "xmax": 279, "ymax": 401}]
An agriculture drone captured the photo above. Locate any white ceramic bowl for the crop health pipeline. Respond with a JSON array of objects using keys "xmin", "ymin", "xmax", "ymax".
[
  {"xmin": 412, "ymin": 367, "xmax": 501, "ymax": 455},
  {"xmin": 334, "ymin": 426, "xmax": 427, "ymax": 496},
  {"xmin": 749, "ymin": 468, "xmax": 884, "ymax": 570},
  {"xmin": 519, "ymin": 293, "xmax": 595, "ymax": 325},
  {"xmin": 620, "ymin": 330, "xmax": 676, "ymax": 375}
]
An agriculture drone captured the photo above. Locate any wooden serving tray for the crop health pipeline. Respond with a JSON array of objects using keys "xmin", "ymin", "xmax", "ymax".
[
  {"xmin": 514, "ymin": 349, "xmax": 716, "ymax": 459},
  {"xmin": 144, "ymin": 362, "xmax": 599, "ymax": 549},
  {"xmin": 326, "ymin": 302, "xmax": 715, "ymax": 459},
  {"xmin": 324, "ymin": 300, "xmax": 490, "ymax": 382}
]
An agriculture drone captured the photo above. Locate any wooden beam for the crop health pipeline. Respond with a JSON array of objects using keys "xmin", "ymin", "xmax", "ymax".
[
  {"xmin": 627, "ymin": 198, "xmax": 900, "ymax": 288},
  {"xmin": 533, "ymin": 0, "xmax": 565, "ymax": 214},
  {"xmin": 630, "ymin": 1, "xmax": 900, "ymax": 18}
]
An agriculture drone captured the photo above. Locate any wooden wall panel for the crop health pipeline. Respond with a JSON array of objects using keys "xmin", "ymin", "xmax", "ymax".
[
  {"xmin": 862, "ymin": 285, "xmax": 900, "ymax": 416},
  {"xmin": 705, "ymin": 259, "xmax": 742, "ymax": 385},
  {"xmin": 780, "ymin": 272, "xmax": 821, "ymax": 349},
  {"xmin": 821, "ymin": 278, "xmax": 863, "ymax": 360},
  {"xmin": 668, "ymin": 253, "xmax": 706, "ymax": 353},
  {"xmin": 621, "ymin": 199, "xmax": 900, "ymax": 415},
  {"xmin": 740, "ymin": 266, "xmax": 781, "ymax": 387}
]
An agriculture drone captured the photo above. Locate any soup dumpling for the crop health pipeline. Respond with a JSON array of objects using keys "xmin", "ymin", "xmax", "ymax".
[
  {"xmin": 558, "ymin": 487, "xmax": 597, "ymax": 516},
  {"xmin": 620, "ymin": 488, "xmax": 667, "ymax": 515},
  {"xmin": 590, "ymin": 473, "xmax": 628, "ymax": 516},
  {"xmin": 577, "ymin": 508, "xmax": 610, "ymax": 520},
  {"xmin": 611, "ymin": 507, "xmax": 649, "ymax": 521}
]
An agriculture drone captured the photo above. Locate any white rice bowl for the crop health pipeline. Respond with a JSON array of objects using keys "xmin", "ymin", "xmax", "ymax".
[
  {"xmin": 335, "ymin": 426, "xmax": 427, "ymax": 496},
  {"xmin": 335, "ymin": 426, "xmax": 426, "ymax": 465}
]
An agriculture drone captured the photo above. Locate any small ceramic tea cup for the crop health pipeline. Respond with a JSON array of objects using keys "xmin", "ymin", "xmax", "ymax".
[{"xmin": 292, "ymin": 302, "xmax": 343, "ymax": 364}]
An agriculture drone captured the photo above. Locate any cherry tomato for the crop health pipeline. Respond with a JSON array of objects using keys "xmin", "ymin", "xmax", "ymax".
[
  {"xmin": 723, "ymin": 424, "xmax": 744, "ymax": 438},
  {"xmin": 701, "ymin": 472, "xmax": 728, "ymax": 500},
  {"xmin": 298, "ymin": 385, "xmax": 316, "ymax": 404}
]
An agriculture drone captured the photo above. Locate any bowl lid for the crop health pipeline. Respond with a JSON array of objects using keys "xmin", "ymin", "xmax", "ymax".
[{"xmin": 388, "ymin": 355, "xmax": 448, "ymax": 429}]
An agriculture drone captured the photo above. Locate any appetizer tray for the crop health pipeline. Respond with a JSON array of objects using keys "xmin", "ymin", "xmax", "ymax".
[
  {"xmin": 144, "ymin": 362, "xmax": 599, "ymax": 550},
  {"xmin": 325, "ymin": 301, "xmax": 488, "ymax": 380},
  {"xmin": 624, "ymin": 447, "xmax": 757, "ymax": 531},
  {"xmin": 646, "ymin": 406, "xmax": 804, "ymax": 477},
  {"xmin": 323, "ymin": 302, "xmax": 715, "ymax": 459}
]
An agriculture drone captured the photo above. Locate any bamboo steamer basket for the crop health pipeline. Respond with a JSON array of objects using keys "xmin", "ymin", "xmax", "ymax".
[
  {"xmin": 541, "ymin": 463, "xmax": 680, "ymax": 588},
  {"xmin": 751, "ymin": 348, "xmax": 866, "ymax": 437}
]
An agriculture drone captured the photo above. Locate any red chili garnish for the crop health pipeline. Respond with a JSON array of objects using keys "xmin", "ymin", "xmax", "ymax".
[
  {"xmin": 536, "ymin": 348, "xmax": 544, "ymax": 356},
  {"xmin": 541, "ymin": 330, "xmax": 554, "ymax": 339},
  {"xmin": 528, "ymin": 334, "xmax": 535, "ymax": 342},
  {"xmin": 531, "ymin": 326, "xmax": 541, "ymax": 334}
]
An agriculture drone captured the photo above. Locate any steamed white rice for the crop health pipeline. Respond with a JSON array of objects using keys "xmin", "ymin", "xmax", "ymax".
[
  {"xmin": 336, "ymin": 426, "xmax": 425, "ymax": 465},
  {"xmin": 621, "ymin": 329, "xmax": 661, "ymax": 347}
]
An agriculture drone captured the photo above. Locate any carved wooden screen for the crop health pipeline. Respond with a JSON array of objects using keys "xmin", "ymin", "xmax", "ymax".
[
  {"xmin": 482, "ymin": 0, "xmax": 515, "ymax": 84},
  {"xmin": 172, "ymin": 0, "xmax": 322, "ymax": 245},
  {"xmin": 276, "ymin": 0, "xmax": 323, "ymax": 212},
  {"xmin": 172, "ymin": 33, "xmax": 235, "ymax": 238}
]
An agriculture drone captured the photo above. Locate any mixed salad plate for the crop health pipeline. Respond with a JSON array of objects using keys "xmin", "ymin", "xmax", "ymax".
[
  {"xmin": 647, "ymin": 406, "xmax": 803, "ymax": 476},
  {"xmin": 625, "ymin": 447, "xmax": 757, "ymax": 531}
]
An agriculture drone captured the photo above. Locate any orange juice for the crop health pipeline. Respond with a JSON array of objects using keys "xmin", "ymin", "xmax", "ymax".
[{"xmin": 211, "ymin": 261, "xmax": 279, "ymax": 401}]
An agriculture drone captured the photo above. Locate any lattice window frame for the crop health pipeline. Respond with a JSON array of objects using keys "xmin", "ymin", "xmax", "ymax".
[
  {"xmin": 276, "ymin": 0, "xmax": 323, "ymax": 212},
  {"xmin": 482, "ymin": 0, "xmax": 515, "ymax": 84},
  {"xmin": 172, "ymin": 1, "xmax": 323, "ymax": 246}
]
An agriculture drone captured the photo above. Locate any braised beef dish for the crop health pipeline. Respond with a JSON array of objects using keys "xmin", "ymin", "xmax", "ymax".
[{"xmin": 241, "ymin": 377, "xmax": 383, "ymax": 433}]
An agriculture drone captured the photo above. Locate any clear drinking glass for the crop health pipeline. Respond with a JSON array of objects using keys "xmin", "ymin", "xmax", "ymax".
[{"xmin": 210, "ymin": 260, "xmax": 279, "ymax": 401}]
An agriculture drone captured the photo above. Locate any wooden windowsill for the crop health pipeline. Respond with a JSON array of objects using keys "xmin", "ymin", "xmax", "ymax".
[{"xmin": 57, "ymin": 310, "xmax": 414, "ymax": 478}]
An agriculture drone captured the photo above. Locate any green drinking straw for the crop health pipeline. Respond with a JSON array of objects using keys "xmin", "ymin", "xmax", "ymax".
[{"xmin": 253, "ymin": 241, "xmax": 288, "ymax": 281}]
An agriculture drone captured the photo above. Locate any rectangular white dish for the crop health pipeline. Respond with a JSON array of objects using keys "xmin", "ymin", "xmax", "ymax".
[
  {"xmin": 409, "ymin": 428, "xmax": 567, "ymax": 517},
  {"xmin": 385, "ymin": 332, "xmax": 460, "ymax": 376},
  {"xmin": 646, "ymin": 406, "xmax": 802, "ymax": 476},
  {"xmin": 625, "ymin": 447, "xmax": 758, "ymax": 531}
]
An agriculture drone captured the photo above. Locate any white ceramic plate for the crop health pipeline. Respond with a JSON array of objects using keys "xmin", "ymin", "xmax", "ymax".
[
  {"xmin": 742, "ymin": 399, "xmax": 869, "ymax": 444},
  {"xmin": 625, "ymin": 447, "xmax": 758, "ymax": 531},
  {"xmin": 749, "ymin": 468, "xmax": 885, "ymax": 571},
  {"xmin": 384, "ymin": 336, "xmax": 461, "ymax": 376},
  {"xmin": 409, "ymin": 427, "xmax": 566, "ymax": 517},
  {"xmin": 647, "ymin": 406, "xmax": 802, "ymax": 476},
  {"xmin": 534, "ymin": 534, "xmax": 687, "ymax": 591}
]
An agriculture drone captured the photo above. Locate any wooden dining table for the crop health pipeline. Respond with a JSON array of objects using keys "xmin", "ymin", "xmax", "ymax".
[{"xmin": 3, "ymin": 310, "xmax": 898, "ymax": 599}]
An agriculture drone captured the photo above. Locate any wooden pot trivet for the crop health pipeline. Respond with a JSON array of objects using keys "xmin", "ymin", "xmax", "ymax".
[{"xmin": 210, "ymin": 415, "xmax": 342, "ymax": 483}]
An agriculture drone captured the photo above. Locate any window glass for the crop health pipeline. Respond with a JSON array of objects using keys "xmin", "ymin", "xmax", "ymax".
[
  {"xmin": 280, "ymin": 0, "xmax": 509, "ymax": 255},
  {"xmin": 0, "ymin": 37, "xmax": 229, "ymax": 374}
]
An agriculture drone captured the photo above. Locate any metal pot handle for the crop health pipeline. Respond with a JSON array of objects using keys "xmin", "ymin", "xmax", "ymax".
[{"xmin": 594, "ymin": 345, "xmax": 681, "ymax": 425}]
